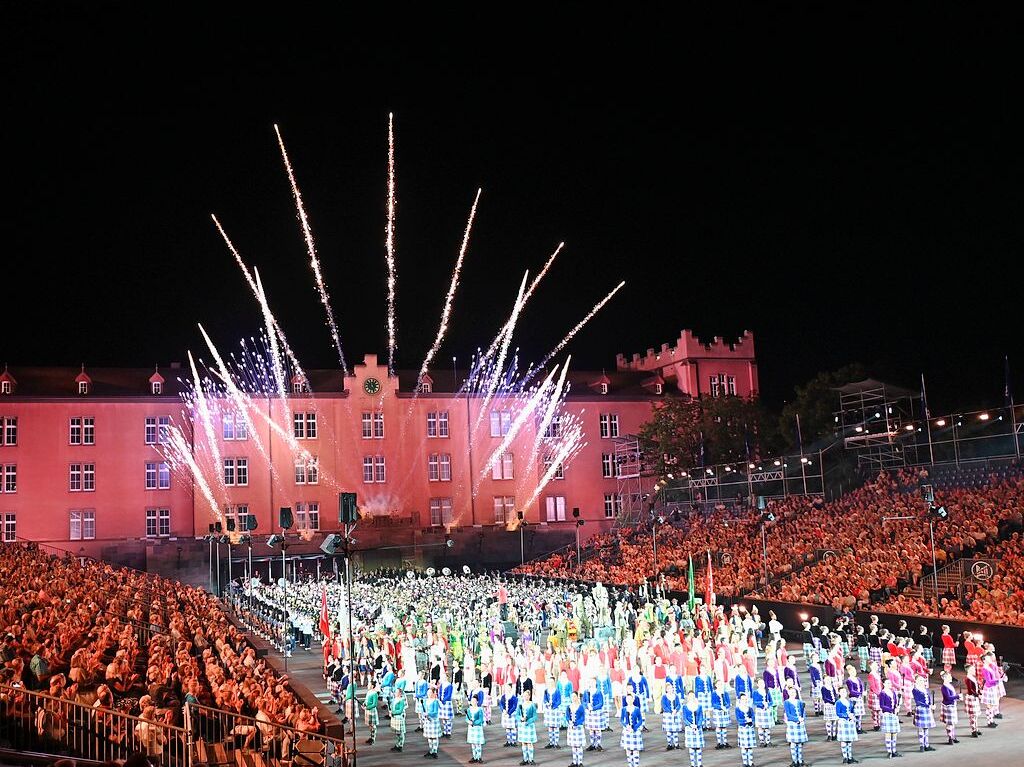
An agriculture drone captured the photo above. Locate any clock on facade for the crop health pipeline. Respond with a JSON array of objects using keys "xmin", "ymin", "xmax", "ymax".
[{"xmin": 363, "ymin": 377, "xmax": 382, "ymax": 395}]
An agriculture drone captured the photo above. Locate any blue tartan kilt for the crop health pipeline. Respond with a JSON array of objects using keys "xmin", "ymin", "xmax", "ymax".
[
  {"xmin": 698, "ymin": 692, "xmax": 712, "ymax": 711},
  {"xmin": 803, "ymin": 643, "xmax": 815, "ymax": 660},
  {"xmin": 737, "ymin": 724, "xmax": 757, "ymax": 749},
  {"xmin": 858, "ymin": 647, "xmax": 869, "ymax": 666},
  {"xmin": 941, "ymin": 703, "xmax": 958, "ymax": 725},
  {"xmin": 468, "ymin": 724, "xmax": 486, "ymax": 745},
  {"xmin": 852, "ymin": 697, "xmax": 865, "ymax": 717},
  {"xmin": 922, "ymin": 647, "xmax": 934, "ymax": 663},
  {"xmin": 424, "ymin": 718, "xmax": 441, "ymax": 739},
  {"xmin": 586, "ymin": 708, "xmax": 605, "ymax": 730},
  {"xmin": 769, "ymin": 689, "xmax": 782, "ymax": 707},
  {"xmin": 823, "ymin": 702, "xmax": 837, "ymax": 722},
  {"xmin": 439, "ymin": 701, "xmax": 454, "ymax": 720},
  {"xmin": 915, "ymin": 706, "xmax": 935, "ymax": 729},
  {"xmin": 881, "ymin": 711, "xmax": 901, "ymax": 734},
  {"xmin": 519, "ymin": 722, "xmax": 537, "ymax": 744},
  {"xmin": 837, "ymin": 718, "xmax": 859, "ymax": 742},
  {"xmin": 567, "ymin": 725, "xmax": 586, "ymax": 748},
  {"xmin": 712, "ymin": 708, "xmax": 731, "ymax": 729},
  {"xmin": 620, "ymin": 727, "xmax": 644, "ymax": 751},
  {"xmin": 684, "ymin": 725, "xmax": 704, "ymax": 750},
  {"xmin": 755, "ymin": 707, "xmax": 774, "ymax": 729},
  {"xmin": 785, "ymin": 720, "xmax": 808, "ymax": 744},
  {"xmin": 661, "ymin": 710, "xmax": 682, "ymax": 732},
  {"xmin": 544, "ymin": 708, "xmax": 561, "ymax": 726},
  {"xmin": 415, "ymin": 698, "xmax": 427, "ymax": 714},
  {"xmin": 501, "ymin": 711, "xmax": 518, "ymax": 730}
]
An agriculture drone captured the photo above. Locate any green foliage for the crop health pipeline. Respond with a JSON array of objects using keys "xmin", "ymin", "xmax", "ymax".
[
  {"xmin": 637, "ymin": 397, "xmax": 702, "ymax": 477},
  {"xmin": 778, "ymin": 363, "xmax": 866, "ymax": 450}
]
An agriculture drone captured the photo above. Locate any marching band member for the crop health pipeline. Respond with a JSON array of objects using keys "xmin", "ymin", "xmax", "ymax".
[
  {"xmin": 584, "ymin": 676, "xmax": 606, "ymax": 751},
  {"xmin": 963, "ymin": 632, "xmax": 984, "ymax": 677},
  {"xmin": 734, "ymin": 692, "xmax": 756, "ymax": 767},
  {"xmin": 439, "ymin": 676, "xmax": 455, "ymax": 738},
  {"xmin": 878, "ymin": 678, "xmax": 902, "ymax": 759},
  {"xmin": 466, "ymin": 688, "xmax": 487, "ymax": 763},
  {"xmin": 964, "ymin": 663, "xmax": 982, "ymax": 737},
  {"xmin": 499, "ymin": 682, "xmax": 520, "ymax": 748},
  {"xmin": 518, "ymin": 688, "xmax": 538, "ymax": 765},
  {"xmin": 620, "ymin": 691, "xmax": 644, "ymax": 767},
  {"xmin": 807, "ymin": 656, "xmax": 823, "ymax": 716},
  {"xmin": 543, "ymin": 678, "xmax": 563, "ymax": 749},
  {"xmin": 752, "ymin": 678, "xmax": 774, "ymax": 748},
  {"xmin": 422, "ymin": 685, "xmax": 441, "ymax": 759},
  {"xmin": 867, "ymin": 660, "xmax": 883, "ymax": 731},
  {"xmin": 783, "ymin": 691, "xmax": 808, "ymax": 767},
  {"xmin": 940, "ymin": 626, "xmax": 958, "ymax": 675},
  {"xmin": 822, "ymin": 675, "xmax": 838, "ymax": 741},
  {"xmin": 711, "ymin": 679, "xmax": 733, "ymax": 749},
  {"xmin": 389, "ymin": 684, "xmax": 408, "ymax": 752},
  {"xmin": 661, "ymin": 679, "xmax": 682, "ymax": 750},
  {"xmin": 414, "ymin": 671, "xmax": 429, "ymax": 732},
  {"xmin": 363, "ymin": 678, "xmax": 380, "ymax": 745},
  {"xmin": 855, "ymin": 626, "xmax": 870, "ymax": 673},
  {"xmin": 845, "ymin": 664, "xmax": 866, "ymax": 734}
]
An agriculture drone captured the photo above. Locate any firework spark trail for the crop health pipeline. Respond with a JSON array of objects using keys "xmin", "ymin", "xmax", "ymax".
[
  {"xmin": 519, "ymin": 420, "xmax": 586, "ymax": 520},
  {"xmin": 274, "ymin": 124, "xmax": 349, "ymax": 376},
  {"xmin": 473, "ymin": 271, "xmax": 529, "ymax": 434},
  {"xmin": 211, "ymin": 214, "xmax": 307, "ymax": 378},
  {"xmin": 480, "ymin": 242, "xmax": 564, "ymax": 363},
  {"xmin": 415, "ymin": 188, "xmax": 481, "ymax": 391},
  {"xmin": 187, "ymin": 350, "xmax": 224, "ymax": 484},
  {"xmin": 385, "ymin": 112, "xmax": 398, "ymax": 376},
  {"xmin": 525, "ymin": 355, "xmax": 573, "ymax": 471},
  {"xmin": 252, "ymin": 268, "xmax": 289, "ymax": 404},
  {"xmin": 163, "ymin": 424, "xmax": 222, "ymax": 523},
  {"xmin": 532, "ymin": 280, "xmax": 626, "ymax": 375}
]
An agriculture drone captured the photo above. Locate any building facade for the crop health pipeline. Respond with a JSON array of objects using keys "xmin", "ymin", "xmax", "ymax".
[{"xmin": 0, "ymin": 330, "xmax": 757, "ymax": 559}]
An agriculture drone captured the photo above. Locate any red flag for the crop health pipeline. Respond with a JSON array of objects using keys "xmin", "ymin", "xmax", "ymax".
[
  {"xmin": 319, "ymin": 588, "xmax": 331, "ymax": 639},
  {"xmin": 706, "ymin": 549, "xmax": 715, "ymax": 607}
]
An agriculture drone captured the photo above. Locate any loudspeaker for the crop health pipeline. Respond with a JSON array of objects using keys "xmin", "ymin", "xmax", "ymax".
[
  {"xmin": 208, "ymin": 523, "xmax": 215, "ymax": 534},
  {"xmin": 320, "ymin": 534, "xmax": 342, "ymax": 556},
  {"xmin": 226, "ymin": 518, "xmax": 236, "ymax": 532},
  {"xmin": 214, "ymin": 521, "xmax": 222, "ymax": 533},
  {"xmin": 279, "ymin": 506, "xmax": 293, "ymax": 530},
  {"xmin": 247, "ymin": 515, "xmax": 258, "ymax": 531},
  {"xmin": 339, "ymin": 492, "xmax": 358, "ymax": 524}
]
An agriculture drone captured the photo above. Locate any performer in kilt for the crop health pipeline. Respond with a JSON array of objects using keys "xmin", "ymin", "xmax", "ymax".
[
  {"xmin": 878, "ymin": 679, "xmax": 902, "ymax": 759},
  {"xmin": 845, "ymin": 665, "xmax": 866, "ymax": 734},
  {"xmin": 734, "ymin": 693, "xmax": 756, "ymax": 767},
  {"xmin": 694, "ymin": 668, "xmax": 713, "ymax": 729},
  {"xmin": 518, "ymin": 688, "xmax": 538, "ymax": 765},
  {"xmin": 912, "ymin": 677, "xmax": 936, "ymax": 752},
  {"xmin": 822, "ymin": 676, "xmax": 838, "ymax": 741},
  {"xmin": 390, "ymin": 687, "xmax": 408, "ymax": 752},
  {"xmin": 363, "ymin": 679, "xmax": 380, "ymax": 745},
  {"xmin": 867, "ymin": 626, "xmax": 883, "ymax": 671},
  {"xmin": 439, "ymin": 678, "xmax": 455, "ymax": 738},
  {"xmin": 763, "ymin": 661, "xmax": 783, "ymax": 727},
  {"xmin": 835, "ymin": 685, "xmax": 860, "ymax": 765},
  {"xmin": 917, "ymin": 625, "xmax": 934, "ymax": 667},
  {"xmin": 620, "ymin": 692, "xmax": 645, "ymax": 767},
  {"xmin": 566, "ymin": 691, "xmax": 587, "ymax": 766},
  {"xmin": 543, "ymin": 679, "xmax": 563, "ymax": 749},
  {"xmin": 752, "ymin": 679, "xmax": 774, "ymax": 748},
  {"xmin": 466, "ymin": 691, "xmax": 487, "ymax": 763},
  {"xmin": 855, "ymin": 626, "xmax": 869, "ymax": 673},
  {"xmin": 981, "ymin": 653, "xmax": 1001, "ymax": 728},
  {"xmin": 423, "ymin": 686, "xmax": 441, "ymax": 759},
  {"xmin": 711, "ymin": 680, "xmax": 733, "ymax": 749},
  {"xmin": 939, "ymin": 672, "xmax": 959, "ymax": 745},
  {"xmin": 783, "ymin": 695, "xmax": 808, "ymax": 767},
  {"xmin": 584, "ymin": 679, "xmax": 606, "ymax": 751},
  {"xmin": 867, "ymin": 661, "xmax": 883, "ymax": 731},
  {"xmin": 807, "ymin": 658, "xmax": 823, "ymax": 716},
  {"xmin": 661, "ymin": 682, "xmax": 682, "ymax": 750},
  {"xmin": 939, "ymin": 626, "xmax": 958, "ymax": 675},
  {"xmin": 499, "ymin": 683, "xmax": 520, "ymax": 747},
  {"xmin": 963, "ymin": 665, "xmax": 982, "ymax": 738},
  {"xmin": 682, "ymin": 691, "xmax": 705, "ymax": 767},
  {"xmin": 963, "ymin": 632, "xmax": 984, "ymax": 678},
  {"xmin": 414, "ymin": 672, "xmax": 429, "ymax": 732}
]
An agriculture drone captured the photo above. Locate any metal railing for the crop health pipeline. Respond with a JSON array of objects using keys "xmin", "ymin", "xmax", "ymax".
[{"xmin": 0, "ymin": 684, "xmax": 189, "ymax": 766}]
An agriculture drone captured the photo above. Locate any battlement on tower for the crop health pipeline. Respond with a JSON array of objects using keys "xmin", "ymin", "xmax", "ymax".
[{"xmin": 615, "ymin": 329, "xmax": 756, "ymax": 372}]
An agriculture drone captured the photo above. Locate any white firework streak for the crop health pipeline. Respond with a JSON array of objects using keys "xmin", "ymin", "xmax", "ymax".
[
  {"xmin": 533, "ymin": 280, "xmax": 626, "ymax": 373},
  {"xmin": 476, "ymin": 363, "xmax": 560, "ymax": 485},
  {"xmin": 519, "ymin": 421, "xmax": 586, "ymax": 523},
  {"xmin": 273, "ymin": 124, "xmax": 349, "ymax": 376},
  {"xmin": 416, "ymin": 188, "xmax": 481, "ymax": 389},
  {"xmin": 211, "ymin": 214, "xmax": 306, "ymax": 377},
  {"xmin": 473, "ymin": 271, "xmax": 529, "ymax": 433},
  {"xmin": 385, "ymin": 112, "xmax": 397, "ymax": 375},
  {"xmin": 481, "ymin": 242, "xmax": 563, "ymax": 362},
  {"xmin": 187, "ymin": 350, "xmax": 224, "ymax": 482},
  {"xmin": 524, "ymin": 355, "xmax": 572, "ymax": 471},
  {"xmin": 162, "ymin": 422, "xmax": 223, "ymax": 523},
  {"xmin": 252, "ymin": 267, "xmax": 293, "ymax": 435}
]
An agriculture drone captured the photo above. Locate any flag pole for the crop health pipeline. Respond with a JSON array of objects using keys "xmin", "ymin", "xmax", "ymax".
[
  {"xmin": 1008, "ymin": 356, "xmax": 1020, "ymax": 461},
  {"xmin": 921, "ymin": 373, "xmax": 935, "ymax": 466}
]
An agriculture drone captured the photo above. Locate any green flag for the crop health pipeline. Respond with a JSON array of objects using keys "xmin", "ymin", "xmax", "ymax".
[{"xmin": 687, "ymin": 553, "xmax": 696, "ymax": 613}]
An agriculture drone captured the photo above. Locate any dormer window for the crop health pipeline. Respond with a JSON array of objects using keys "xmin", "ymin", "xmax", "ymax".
[
  {"xmin": 0, "ymin": 382, "xmax": 9, "ymax": 395},
  {"xmin": 416, "ymin": 381, "xmax": 433, "ymax": 394},
  {"xmin": 291, "ymin": 377, "xmax": 309, "ymax": 394},
  {"xmin": 78, "ymin": 381, "xmax": 89, "ymax": 395},
  {"xmin": 655, "ymin": 382, "xmax": 663, "ymax": 395},
  {"xmin": 151, "ymin": 381, "xmax": 162, "ymax": 395},
  {"xmin": 600, "ymin": 383, "xmax": 608, "ymax": 395}
]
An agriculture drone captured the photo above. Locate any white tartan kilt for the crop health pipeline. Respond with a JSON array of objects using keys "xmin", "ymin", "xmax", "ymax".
[
  {"xmin": 823, "ymin": 703, "xmax": 837, "ymax": 722},
  {"xmin": 858, "ymin": 647, "xmax": 869, "ymax": 665},
  {"xmin": 365, "ymin": 709, "xmax": 379, "ymax": 726},
  {"xmin": 567, "ymin": 724, "xmax": 586, "ymax": 748},
  {"xmin": 544, "ymin": 708, "xmax": 561, "ymax": 726},
  {"xmin": 697, "ymin": 692, "xmax": 711, "ymax": 711},
  {"xmin": 501, "ymin": 711, "xmax": 518, "ymax": 730},
  {"xmin": 837, "ymin": 718, "xmax": 859, "ymax": 742},
  {"xmin": 785, "ymin": 720, "xmax": 808, "ymax": 743},
  {"xmin": 684, "ymin": 725, "xmax": 704, "ymax": 749},
  {"xmin": 737, "ymin": 724, "xmax": 756, "ymax": 749},
  {"xmin": 881, "ymin": 711, "xmax": 901, "ymax": 734},
  {"xmin": 415, "ymin": 698, "xmax": 426, "ymax": 714},
  {"xmin": 439, "ymin": 701, "xmax": 454, "ymax": 720},
  {"xmin": 620, "ymin": 727, "xmax": 644, "ymax": 751},
  {"xmin": 423, "ymin": 718, "xmax": 441, "ymax": 739},
  {"xmin": 586, "ymin": 708, "xmax": 605, "ymax": 730},
  {"xmin": 519, "ymin": 722, "xmax": 537, "ymax": 744},
  {"xmin": 467, "ymin": 724, "xmax": 486, "ymax": 745},
  {"xmin": 755, "ymin": 707, "xmax": 773, "ymax": 729},
  {"xmin": 661, "ymin": 710, "xmax": 681, "ymax": 732},
  {"xmin": 963, "ymin": 695, "xmax": 980, "ymax": 717},
  {"xmin": 852, "ymin": 697, "xmax": 865, "ymax": 717},
  {"xmin": 941, "ymin": 647, "xmax": 956, "ymax": 666},
  {"xmin": 712, "ymin": 708, "xmax": 731, "ymax": 729},
  {"xmin": 915, "ymin": 706, "xmax": 935, "ymax": 729},
  {"xmin": 941, "ymin": 703, "xmax": 958, "ymax": 725},
  {"xmin": 390, "ymin": 714, "xmax": 406, "ymax": 732},
  {"xmin": 982, "ymin": 686, "xmax": 1000, "ymax": 707}
]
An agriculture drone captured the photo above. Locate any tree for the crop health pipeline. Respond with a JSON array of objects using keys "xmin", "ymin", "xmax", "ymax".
[
  {"xmin": 637, "ymin": 397, "xmax": 702, "ymax": 478},
  {"xmin": 700, "ymin": 394, "xmax": 779, "ymax": 464},
  {"xmin": 779, "ymin": 363, "xmax": 866, "ymax": 450}
]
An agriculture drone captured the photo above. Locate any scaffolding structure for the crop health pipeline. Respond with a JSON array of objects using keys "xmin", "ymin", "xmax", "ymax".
[
  {"xmin": 614, "ymin": 436, "xmax": 648, "ymax": 525},
  {"xmin": 834, "ymin": 378, "xmax": 922, "ymax": 470}
]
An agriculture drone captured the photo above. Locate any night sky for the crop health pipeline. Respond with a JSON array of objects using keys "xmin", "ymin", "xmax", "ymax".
[{"xmin": 4, "ymin": 4, "xmax": 1021, "ymax": 411}]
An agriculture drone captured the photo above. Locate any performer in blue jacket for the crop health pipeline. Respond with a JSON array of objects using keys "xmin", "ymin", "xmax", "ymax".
[
  {"xmin": 566, "ymin": 690, "xmax": 587, "ymax": 766},
  {"xmin": 543, "ymin": 680, "xmax": 563, "ymax": 749},
  {"xmin": 661, "ymin": 682, "xmax": 682, "ymax": 750},
  {"xmin": 439, "ymin": 678, "xmax": 455, "ymax": 738},
  {"xmin": 423, "ymin": 686, "xmax": 441, "ymax": 759},
  {"xmin": 584, "ymin": 678, "xmax": 606, "ymax": 751},
  {"xmin": 783, "ymin": 695, "xmax": 808, "ymax": 767},
  {"xmin": 466, "ymin": 691, "xmax": 487, "ymax": 764},
  {"xmin": 835, "ymin": 685, "xmax": 860, "ymax": 765},
  {"xmin": 711, "ymin": 680, "xmax": 733, "ymax": 749},
  {"xmin": 735, "ymin": 692, "xmax": 757, "ymax": 767},
  {"xmin": 519, "ymin": 688, "xmax": 538, "ymax": 765},
  {"xmin": 499, "ymin": 683, "xmax": 519, "ymax": 747},
  {"xmin": 682, "ymin": 690, "xmax": 705, "ymax": 767},
  {"xmin": 620, "ymin": 692, "xmax": 645, "ymax": 767},
  {"xmin": 752, "ymin": 679, "xmax": 775, "ymax": 748},
  {"xmin": 414, "ymin": 672, "xmax": 429, "ymax": 732}
]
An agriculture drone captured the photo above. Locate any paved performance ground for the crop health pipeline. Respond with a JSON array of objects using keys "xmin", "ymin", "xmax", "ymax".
[{"xmin": 265, "ymin": 643, "xmax": 1022, "ymax": 767}]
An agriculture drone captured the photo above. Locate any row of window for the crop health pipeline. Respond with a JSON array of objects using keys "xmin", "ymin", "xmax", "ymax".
[
  {"xmin": 0, "ymin": 508, "xmax": 167, "ymax": 543},
  {"xmin": 428, "ymin": 492, "xmax": 624, "ymax": 527},
  {"xmin": 710, "ymin": 374, "xmax": 737, "ymax": 397}
]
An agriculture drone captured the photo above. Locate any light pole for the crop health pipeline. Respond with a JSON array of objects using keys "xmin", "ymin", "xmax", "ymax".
[
  {"xmin": 572, "ymin": 507, "xmax": 583, "ymax": 570},
  {"xmin": 883, "ymin": 513, "xmax": 939, "ymax": 617},
  {"xmin": 517, "ymin": 511, "xmax": 526, "ymax": 566}
]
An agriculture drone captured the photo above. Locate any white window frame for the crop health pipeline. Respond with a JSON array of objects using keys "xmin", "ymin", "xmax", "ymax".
[
  {"xmin": 145, "ymin": 462, "xmax": 157, "ymax": 490},
  {"xmin": 294, "ymin": 459, "xmax": 306, "ymax": 484},
  {"xmin": 223, "ymin": 458, "xmax": 235, "ymax": 486},
  {"xmin": 78, "ymin": 381, "xmax": 89, "ymax": 395},
  {"xmin": 2, "ymin": 417, "xmax": 15, "ymax": 446},
  {"xmin": 158, "ymin": 416, "xmax": 170, "ymax": 445},
  {"xmin": 235, "ymin": 458, "xmax": 248, "ymax": 486},
  {"xmin": 362, "ymin": 456, "xmax": 374, "ymax": 483},
  {"xmin": 158, "ymin": 462, "xmax": 170, "ymax": 490},
  {"xmin": 70, "ymin": 509, "xmax": 96, "ymax": 540},
  {"xmin": 600, "ymin": 382, "xmax": 608, "ymax": 395},
  {"xmin": 2, "ymin": 464, "xmax": 15, "ymax": 493},
  {"xmin": 70, "ymin": 463, "xmax": 82, "ymax": 492},
  {"xmin": 373, "ymin": 455, "xmax": 386, "ymax": 483},
  {"xmin": 429, "ymin": 497, "xmax": 453, "ymax": 527},
  {"xmin": 544, "ymin": 455, "xmax": 564, "ymax": 480},
  {"xmin": 428, "ymin": 454, "xmax": 440, "ymax": 482},
  {"xmin": 145, "ymin": 508, "xmax": 158, "ymax": 538},
  {"xmin": 70, "ymin": 417, "xmax": 82, "ymax": 445},
  {"xmin": 151, "ymin": 381, "xmax": 162, "ymax": 395},
  {"xmin": 361, "ymin": 412, "xmax": 373, "ymax": 439},
  {"xmin": 493, "ymin": 496, "xmax": 515, "ymax": 525},
  {"xmin": 296, "ymin": 501, "xmax": 320, "ymax": 531},
  {"xmin": 305, "ymin": 412, "xmax": 317, "ymax": 439},
  {"xmin": 2, "ymin": 513, "xmax": 15, "ymax": 542},
  {"xmin": 727, "ymin": 375, "xmax": 736, "ymax": 396},
  {"xmin": 439, "ymin": 454, "xmax": 451, "ymax": 482},
  {"xmin": 293, "ymin": 413, "xmax": 305, "ymax": 439},
  {"xmin": 545, "ymin": 495, "xmax": 567, "ymax": 522},
  {"xmin": 543, "ymin": 416, "xmax": 561, "ymax": 439},
  {"xmin": 604, "ymin": 492, "xmax": 623, "ymax": 518},
  {"xmin": 0, "ymin": 381, "xmax": 9, "ymax": 395},
  {"xmin": 491, "ymin": 452, "xmax": 514, "ymax": 480},
  {"xmin": 83, "ymin": 417, "xmax": 95, "ymax": 445},
  {"xmin": 145, "ymin": 417, "xmax": 157, "ymax": 445},
  {"xmin": 83, "ymin": 463, "xmax": 95, "ymax": 491},
  {"xmin": 438, "ymin": 411, "xmax": 449, "ymax": 438},
  {"xmin": 601, "ymin": 453, "xmax": 619, "ymax": 478},
  {"xmin": 234, "ymin": 504, "xmax": 251, "ymax": 532},
  {"xmin": 655, "ymin": 382, "xmax": 663, "ymax": 395}
]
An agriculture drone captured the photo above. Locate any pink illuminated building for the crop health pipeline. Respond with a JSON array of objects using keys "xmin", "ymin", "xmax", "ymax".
[{"xmin": 0, "ymin": 331, "xmax": 756, "ymax": 570}]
